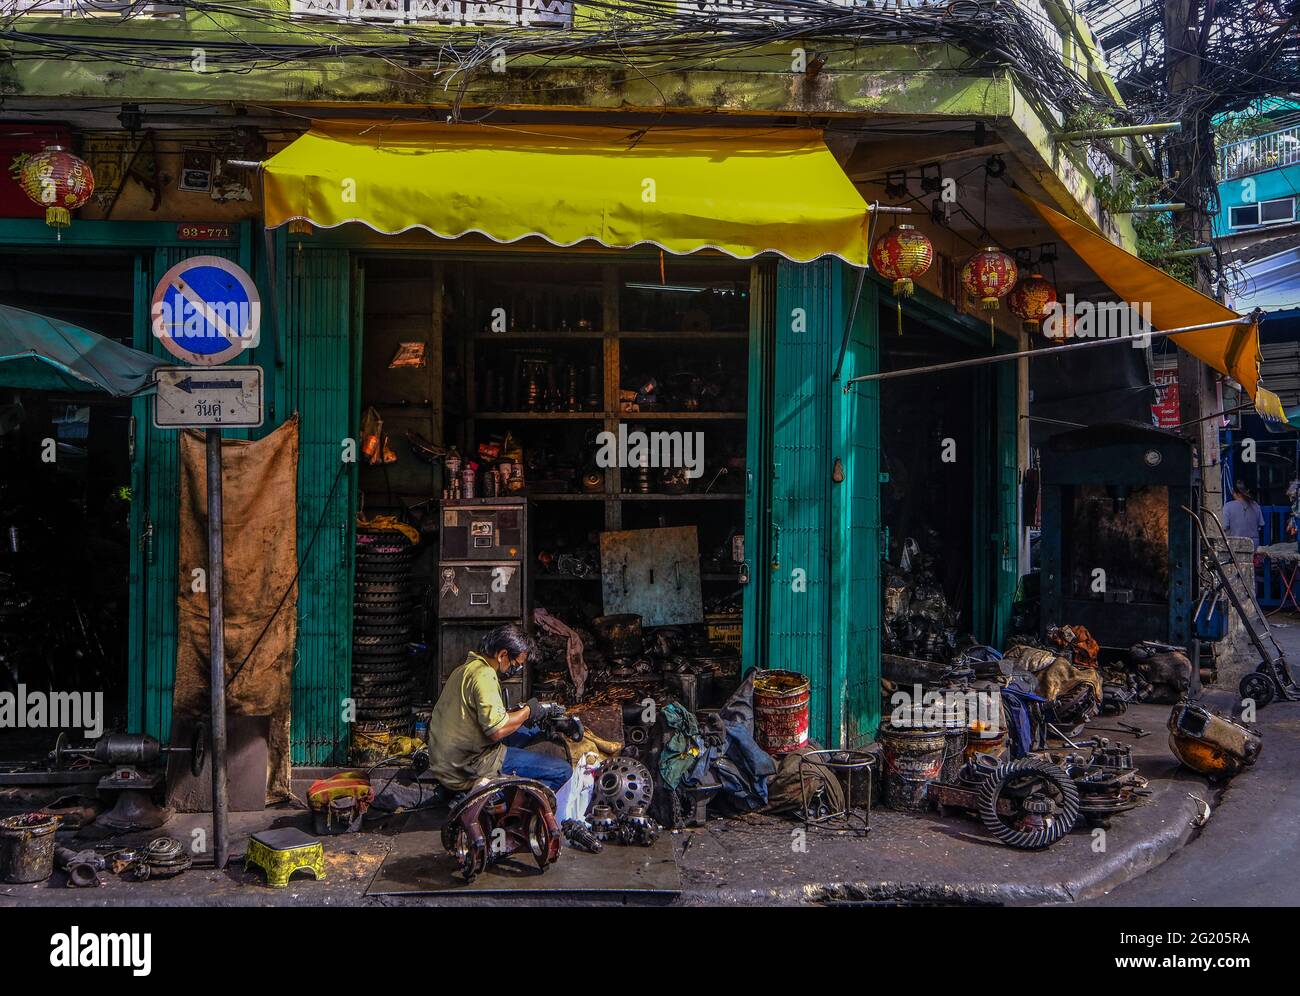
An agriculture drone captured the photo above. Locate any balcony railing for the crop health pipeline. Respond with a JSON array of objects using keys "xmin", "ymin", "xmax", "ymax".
[
  {"xmin": 0, "ymin": 0, "xmax": 570, "ymax": 22},
  {"xmin": 291, "ymin": 0, "xmax": 571, "ymax": 26},
  {"xmin": 1219, "ymin": 122, "xmax": 1300, "ymax": 182}
]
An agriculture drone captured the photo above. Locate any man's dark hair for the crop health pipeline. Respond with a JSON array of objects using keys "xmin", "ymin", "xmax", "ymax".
[{"xmin": 480, "ymin": 623, "xmax": 538, "ymax": 662}]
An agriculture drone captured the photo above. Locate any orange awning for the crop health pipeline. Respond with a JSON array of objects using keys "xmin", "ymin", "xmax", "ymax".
[{"xmin": 1019, "ymin": 193, "xmax": 1268, "ymax": 402}]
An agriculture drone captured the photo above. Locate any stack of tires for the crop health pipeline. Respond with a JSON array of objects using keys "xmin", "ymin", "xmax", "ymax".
[{"xmin": 352, "ymin": 529, "xmax": 416, "ymax": 729}]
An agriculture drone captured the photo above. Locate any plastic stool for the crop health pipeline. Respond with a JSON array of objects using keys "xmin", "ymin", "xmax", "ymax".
[{"xmin": 245, "ymin": 827, "xmax": 325, "ymax": 888}]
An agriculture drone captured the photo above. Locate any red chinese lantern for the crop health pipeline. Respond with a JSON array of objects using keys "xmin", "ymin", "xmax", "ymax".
[
  {"xmin": 871, "ymin": 225, "xmax": 934, "ymax": 335},
  {"xmin": 961, "ymin": 246, "xmax": 1018, "ymax": 344},
  {"xmin": 15, "ymin": 146, "xmax": 95, "ymax": 236},
  {"xmin": 1008, "ymin": 272, "xmax": 1058, "ymax": 333}
]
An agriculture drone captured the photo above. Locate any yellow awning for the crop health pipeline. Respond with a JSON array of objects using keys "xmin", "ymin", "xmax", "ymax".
[
  {"xmin": 263, "ymin": 121, "xmax": 871, "ymax": 265},
  {"xmin": 1019, "ymin": 193, "xmax": 1266, "ymax": 400}
]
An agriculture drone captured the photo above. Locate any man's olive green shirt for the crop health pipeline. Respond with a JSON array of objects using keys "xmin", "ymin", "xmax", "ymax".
[{"xmin": 426, "ymin": 652, "xmax": 509, "ymax": 790}]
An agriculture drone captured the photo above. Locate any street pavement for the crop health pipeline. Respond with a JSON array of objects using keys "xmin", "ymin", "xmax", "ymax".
[{"xmin": 1086, "ymin": 614, "xmax": 1300, "ymax": 907}]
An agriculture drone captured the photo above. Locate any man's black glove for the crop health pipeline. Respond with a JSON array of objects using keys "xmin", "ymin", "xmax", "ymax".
[{"xmin": 525, "ymin": 698, "xmax": 547, "ymax": 724}]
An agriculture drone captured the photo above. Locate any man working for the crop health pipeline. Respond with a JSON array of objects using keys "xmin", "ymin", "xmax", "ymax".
[{"xmin": 425, "ymin": 623, "xmax": 573, "ymax": 792}]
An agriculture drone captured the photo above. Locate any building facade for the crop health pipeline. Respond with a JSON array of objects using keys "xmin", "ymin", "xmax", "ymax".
[{"xmin": 0, "ymin": 0, "xmax": 1134, "ymax": 761}]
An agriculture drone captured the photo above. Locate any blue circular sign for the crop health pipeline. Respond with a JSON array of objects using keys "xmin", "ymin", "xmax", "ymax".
[{"xmin": 151, "ymin": 255, "xmax": 261, "ymax": 366}]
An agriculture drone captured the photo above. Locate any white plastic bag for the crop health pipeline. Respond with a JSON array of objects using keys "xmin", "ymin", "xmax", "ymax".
[{"xmin": 553, "ymin": 751, "xmax": 599, "ymax": 824}]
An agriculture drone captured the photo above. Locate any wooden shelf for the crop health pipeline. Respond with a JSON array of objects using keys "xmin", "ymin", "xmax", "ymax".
[
  {"xmin": 528, "ymin": 493, "xmax": 608, "ymax": 501},
  {"xmin": 536, "ymin": 571, "xmax": 741, "ymax": 581},
  {"xmin": 473, "ymin": 411, "xmax": 605, "ymax": 420},
  {"xmin": 470, "ymin": 330, "xmax": 746, "ymax": 341},
  {"xmin": 472, "ymin": 330, "xmax": 605, "ymax": 340},
  {"xmin": 525, "ymin": 491, "xmax": 744, "ymax": 501},
  {"xmin": 617, "ymin": 492, "xmax": 745, "ymax": 501},
  {"xmin": 621, "ymin": 411, "xmax": 746, "ymax": 420},
  {"xmin": 471, "ymin": 410, "xmax": 747, "ymax": 421},
  {"xmin": 618, "ymin": 330, "xmax": 748, "ymax": 340}
]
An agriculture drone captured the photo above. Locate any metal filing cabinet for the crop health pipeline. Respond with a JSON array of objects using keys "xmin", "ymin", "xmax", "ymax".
[{"xmin": 437, "ymin": 498, "xmax": 532, "ymax": 707}]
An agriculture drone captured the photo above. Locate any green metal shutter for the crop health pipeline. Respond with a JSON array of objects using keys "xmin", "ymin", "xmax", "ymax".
[
  {"xmin": 742, "ymin": 263, "xmax": 774, "ymax": 672},
  {"xmin": 282, "ymin": 246, "xmax": 357, "ymax": 765},
  {"xmin": 768, "ymin": 259, "xmax": 835, "ymax": 745},
  {"xmin": 129, "ymin": 244, "xmax": 247, "ymax": 744},
  {"xmin": 831, "ymin": 275, "xmax": 881, "ymax": 745},
  {"xmin": 992, "ymin": 358, "xmax": 1020, "ymax": 648}
]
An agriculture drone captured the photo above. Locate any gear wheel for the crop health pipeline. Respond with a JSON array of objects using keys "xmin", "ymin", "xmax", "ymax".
[
  {"xmin": 977, "ymin": 757, "xmax": 1079, "ymax": 850},
  {"xmin": 595, "ymin": 757, "xmax": 654, "ymax": 816}
]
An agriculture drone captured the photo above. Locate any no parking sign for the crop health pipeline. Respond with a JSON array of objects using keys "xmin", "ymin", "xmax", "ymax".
[{"xmin": 151, "ymin": 255, "xmax": 261, "ymax": 366}]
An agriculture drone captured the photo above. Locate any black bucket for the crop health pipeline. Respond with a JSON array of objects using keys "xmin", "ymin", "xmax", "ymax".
[
  {"xmin": 879, "ymin": 723, "xmax": 947, "ymax": 812},
  {"xmin": 0, "ymin": 812, "xmax": 60, "ymax": 883}
]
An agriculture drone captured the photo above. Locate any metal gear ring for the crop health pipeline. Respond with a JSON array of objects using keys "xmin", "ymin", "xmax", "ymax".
[
  {"xmin": 977, "ymin": 756, "xmax": 1080, "ymax": 850},
  {"xmin": 595, "ymin": 757, "xmax": 654, "ymax": 815}
]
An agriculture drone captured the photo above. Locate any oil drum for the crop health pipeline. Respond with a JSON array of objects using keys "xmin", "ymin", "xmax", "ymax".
[
  {"xmin": 753, "ymin": 669, "xmax": 811, "ymax": 754},
  {"xmin": 879, "ymin": 723, "xmax": 947, "ymax": 812}
]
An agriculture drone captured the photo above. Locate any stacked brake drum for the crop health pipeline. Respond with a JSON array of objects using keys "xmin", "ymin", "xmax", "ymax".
[{"xmin": 352, "ymin": 529, "xmax": 417, "ymax": 727}]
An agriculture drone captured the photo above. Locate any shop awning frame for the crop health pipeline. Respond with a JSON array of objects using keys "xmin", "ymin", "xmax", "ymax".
[
  {"xmin": 262, "ymin": 121, "xmax": 873, "ymax": 266},
  {"xmin": 0, "ymin": 302, "xmax": 167, "ymax": 397},
  {"xmin": 1017, "ymin": 193, "xmax": 1263, "ymax": 400}
]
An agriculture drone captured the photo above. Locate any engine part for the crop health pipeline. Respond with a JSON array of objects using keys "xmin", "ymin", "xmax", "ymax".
[
  {"xmin": 595, "ymin": 757, "xmax": 654, "ymax": 816},
  {"xmin": 1058, "ymin": 741, "xmax": 1146, "ymax": 828},
  {"xmin": 1167, "ymin": 702, "xmax": 1262, "ymax": 778},
  {"xmin": 977, "ymin": 757, "xmax": 1080, "ymax": 850},
  {"xmin": 538, "ymin": 711, "xmax": 585, "ymax": 743},
  {"xmin": 440, "ymin": 776, "xmax": 562, "ymax": 882},
  {"xmin": 592, "ymin": 614, "xmax": 644, "ymax": 657},
  {"xmin": 619, "ymin": 807, "xmax": 660, "ymax": 847},
  {"xmin": 54, "ymin": 847, "xmax": 105, "ymax": 889},
  {"xmin": 588, "ymin": 804, "xmax": 620, "ymax": 842},
  {"xmin": 561, "ymin": 819, "xmax": 603, "ymax": 854},
  {"xmin": 133, "ymin": 836, "xmax": 191, "ymax": 880}
]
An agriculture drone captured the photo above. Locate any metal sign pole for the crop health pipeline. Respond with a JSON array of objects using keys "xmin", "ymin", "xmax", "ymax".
[{"xmin": 206, "ymin": 427, "xmax": 229, "ymax": 870}]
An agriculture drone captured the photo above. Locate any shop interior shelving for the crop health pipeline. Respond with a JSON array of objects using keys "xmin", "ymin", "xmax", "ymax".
[{"xmin": 446, "ymin": 257, "xmax": 751, "ymax": 603}]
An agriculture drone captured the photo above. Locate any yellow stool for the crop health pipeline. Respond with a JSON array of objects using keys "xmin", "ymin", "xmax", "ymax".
[{"xmin": 245, "ymin": 828, "xmax": 325, "ymax": 888}]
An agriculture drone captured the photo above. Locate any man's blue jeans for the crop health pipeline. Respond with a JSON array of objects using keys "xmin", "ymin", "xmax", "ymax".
[{"xmin": 500, "ymin": 725, "xmax": 572, "ymax": 791}]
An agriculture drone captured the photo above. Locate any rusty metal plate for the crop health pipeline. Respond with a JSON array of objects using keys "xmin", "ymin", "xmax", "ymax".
[
  {"xmin": 166, "ymin": 714, "xmax": 270, "ymax": 813},
  {"xmin": 599, "ymin": 526, "xmax": 702, "ymax": 627}
]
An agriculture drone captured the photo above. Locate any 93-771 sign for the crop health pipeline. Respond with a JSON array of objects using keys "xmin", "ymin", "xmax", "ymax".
[{"xmin": 151, "ymin": 255, "xmax": 260, "ymax": 366}]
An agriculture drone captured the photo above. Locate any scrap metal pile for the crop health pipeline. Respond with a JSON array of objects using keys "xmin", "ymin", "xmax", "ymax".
[{"xmin": 883, "ymin": 540, "xmax": 962, "ymax": 663}]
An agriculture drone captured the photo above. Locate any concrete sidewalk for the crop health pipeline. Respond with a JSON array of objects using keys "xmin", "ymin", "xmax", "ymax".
[
  {"xmin": 673, "ymin": 702, "xmax": 1215, "ymax": 906},
  {"xmin": 1, "ymin": 702, "xmax": 1230, "ymax": 907}
]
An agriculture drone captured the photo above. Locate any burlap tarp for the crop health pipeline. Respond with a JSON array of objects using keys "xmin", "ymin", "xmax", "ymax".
[{"xmin": 173, "ymin": 416, "xmax": 299, "ymax": 803}]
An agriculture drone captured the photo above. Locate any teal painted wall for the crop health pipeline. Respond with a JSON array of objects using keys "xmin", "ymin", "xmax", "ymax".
[
  {"xmin": 761, "ymin": 258, "xmax": 881, "ymax": 747},
  {"xmin": 1214, "ymin": 164, "xmax": 1300, "ymax": 236},
  {"xmin": 767, "ymin": 259, "xmax": 836, "ymax": 744},
  {"xmin": 831, "ymin": 272, "xmax": 881, "ymax": 744},
  {"xmin": 280, "ymin": 246, "xmax": 358, "ymax": 765},
  {"xmin": 0, "ymin": 221, "xmax": 357, "ymax": 760}
]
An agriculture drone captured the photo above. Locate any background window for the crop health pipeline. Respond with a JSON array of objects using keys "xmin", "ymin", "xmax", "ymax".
[{"xmin": 1231, "ymin": 204, "xmax": 1261, "ymax": 227}]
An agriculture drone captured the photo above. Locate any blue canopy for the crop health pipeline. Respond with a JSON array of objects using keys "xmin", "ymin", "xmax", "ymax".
[{"xmin": 0, "ymin": 302, "xmax": 166, "ymax": 397}]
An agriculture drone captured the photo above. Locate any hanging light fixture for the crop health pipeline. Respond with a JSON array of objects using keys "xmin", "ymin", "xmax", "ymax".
[
  {"xmin": 1008, "ymin": 272, "xmax": 1058, "ymax": 334},
  {"xmin": 15, "ymin": 146, "xmax": 95, "ymax": 239},
  {"xmin": 870, "ymin": 224, "xmax": 933, "ymax": 335},
  {"xmin": 961, "ymin": 246, "xmax": 1018, "ymax": 345}
]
